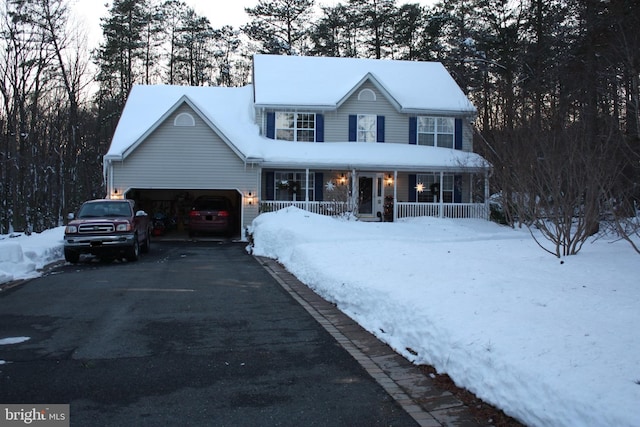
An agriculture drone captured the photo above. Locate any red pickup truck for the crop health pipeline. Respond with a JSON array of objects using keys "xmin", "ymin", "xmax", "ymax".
[{"xmin": 64, "ymin": 199, "xmax": 151, "ymax": 263}]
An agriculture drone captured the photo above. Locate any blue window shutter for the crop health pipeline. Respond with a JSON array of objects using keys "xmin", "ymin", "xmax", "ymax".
[
  {"xmin": 348, "ymin": 115, "xmax": 357, "ymax": 141},
  {"xmin": 266, "ymin": 112, "xmax": 275, "ymax": 139},
  {"xmin": 408, "ymin": 174, "xmax": 417, "ymax": 202},
  {"xmin": 454, "ymin": 175, "xmax": 462, "ymax": 203},
  {"xmin": 316, "ymin": 114, "xmax": 324, "ymax": 142},
  {"xmin": 314, "ymin": 172, "xmax": 324, "ymax": 201},
  {"xmin": 409, "ymin": 117, "xmax": 417, "ymax": 145},
  {"xmin": 377, "ymin": 115, "xmax": 385, "ymax": 143},
  {"xmin": 266, "ymin": 171, "xmax": 275, "ymax": 200},
  {"xmin": 455, "ymin": 118, "xmax": 463, "ymax": 150}
]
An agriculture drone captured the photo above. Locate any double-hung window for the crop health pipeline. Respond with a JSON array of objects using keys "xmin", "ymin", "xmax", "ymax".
[
  {"xmin": 276, "ymin": 112, "xmax": 315, "ymax": 142},
  {"xmin": 357, "ymin": 114, "xmax": 377, "ymax": 142},
  {"xmin": 417, "ymin": 117, "xmax": 454, "ymax": 148},
  {"xmin": 416, "ymin": 173, "xmax": 454, "ymax": 203},
  {"xmin": 274, "ymin": 171, "xmax": 315, "ymax": 201}
]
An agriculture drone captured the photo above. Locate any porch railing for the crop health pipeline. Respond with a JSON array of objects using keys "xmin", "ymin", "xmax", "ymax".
[
  {"xmin": 396, "ymin": 202, "xmax": 488, "ymax": 220},
  {"xmin": 260, "ymin": 200, "xmax": 488, "ymax": 220},
  {"xmin": 260, "ymin": 200, "xmax": 352, "ymax": 216}
]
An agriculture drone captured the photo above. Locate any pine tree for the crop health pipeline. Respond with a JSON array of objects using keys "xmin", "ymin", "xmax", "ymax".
[
  {"xmin": 242, "ymin": 0, "xmax": 314, "ymax": 55},
  {"xmin": 95, "ymin": 0, "xmax": 150, "ymax": 108}
]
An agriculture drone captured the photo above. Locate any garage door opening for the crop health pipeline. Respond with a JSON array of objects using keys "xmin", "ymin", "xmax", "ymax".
[{"xmin": 125, "ymin": 189, "xmax": 242, "ymax": 240}]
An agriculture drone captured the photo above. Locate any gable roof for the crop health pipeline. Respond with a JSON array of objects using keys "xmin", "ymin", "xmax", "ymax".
[
  {"xmin": 252, "ymin": 54, "xmax": 476, "ymax": 115},
  {"xmin": 105, "ymin": 61, "xmax": 488, "ymax": 172},
  {"xmin": 106, "ymin": 85, "xmax": 259, "ymax": 161}
]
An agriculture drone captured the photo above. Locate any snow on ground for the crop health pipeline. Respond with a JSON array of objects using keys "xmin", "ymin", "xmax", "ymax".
[
  {"xmin": 0, "ymin": 227, "xmax": 65, "ymax": 285},
  {"xmin": 249, "ymin": 208, "xmax": 640, "ymax": 427},
  {"xmin": 1, "ymin": 213, "xmax": 639, "ymax": 426}
]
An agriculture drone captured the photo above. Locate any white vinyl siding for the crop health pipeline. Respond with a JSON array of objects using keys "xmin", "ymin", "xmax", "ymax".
[
  {"xmin": 110, "ymin": 104, "xmax": 260, "ymax": 226},
  {"xmin": 323, "ymin": 81, "xmax": 404, "ymax": 143},
  {"xmin": 255, "ymin": 80, "xmax": 476, "ymax": 151}
]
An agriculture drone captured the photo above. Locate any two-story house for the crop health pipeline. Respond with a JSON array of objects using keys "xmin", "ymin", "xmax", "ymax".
[{"xmin": 104, "ymin": 54, "xmax": 490, "ymax": 239}]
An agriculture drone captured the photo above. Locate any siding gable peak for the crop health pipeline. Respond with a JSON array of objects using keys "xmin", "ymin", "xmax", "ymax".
[
  {"xmin": 336, "ymin": 73, "xmax": 402, "ymax": 112},
  {"xmin": 117, "ymin": 95, "xmax": 247, "ymax": 163}
]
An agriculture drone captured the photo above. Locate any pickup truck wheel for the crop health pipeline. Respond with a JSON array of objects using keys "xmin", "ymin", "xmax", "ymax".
[
  {"xmin": 141, "ymin": 231, "xmax": 150, "ymax": 254},
  {"xmin": 64, "ymin": 248, "xmax": 80, "ymax": 264},
  {"xmin": 126, "ymin": 237, "xmax": 140, "ymax": 262}
]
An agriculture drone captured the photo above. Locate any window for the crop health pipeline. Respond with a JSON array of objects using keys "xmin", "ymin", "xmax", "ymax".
[
  {"xmin": 274, "ymin": 171, "xmax": 315, "ymax": 201},
  {"xmin": 416, "ymin": 174, "xmax": 454, "ymax": 203},
  {"xmin": 358, "ymin": 88, "xmax": 376, "ymax": 101},
  {"xmin": 174, "ymin": 112, "xmax": 195, "ymax": 127},
  {"xmin": 357, "ymin": 114, "xmax": 377, "ymax": 142},
  {"xmin": 275, "ymin": 112, "xmax": 315, "ymax": 142},
  {"xmin": 417, "ymin": 117, "xmax": 454, "ymax": 148}
]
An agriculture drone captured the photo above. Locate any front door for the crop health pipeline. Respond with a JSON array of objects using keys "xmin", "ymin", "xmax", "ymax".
[{"xmin": 358, "ymin": 176, "xmax": 374, "ymax": 215}]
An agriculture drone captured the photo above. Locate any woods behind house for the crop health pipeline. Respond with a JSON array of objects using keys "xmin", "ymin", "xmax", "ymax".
[{"xmin": 0, "ymin": 0, "xmax": 638, "ymax": 255}]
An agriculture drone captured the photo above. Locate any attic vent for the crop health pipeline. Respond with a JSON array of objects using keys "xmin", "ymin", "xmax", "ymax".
[
  {"xmin": 174, "ymin": 112, "xmax": 195, "ymax": 127},
  {"xmin": 358, "ymin": 88, "xmax": 376, "ymax": 102}
]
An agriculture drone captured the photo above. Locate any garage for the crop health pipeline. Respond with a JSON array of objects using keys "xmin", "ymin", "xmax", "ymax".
[{"xmin": 125, "ymin": 188, "xmax": 243, "ymax": 239}]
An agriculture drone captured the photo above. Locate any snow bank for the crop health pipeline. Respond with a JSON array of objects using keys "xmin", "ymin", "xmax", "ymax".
[
  {"xmin": 0, "ymin": 227, "xmax": 65, "ymax": 285},
  {"xmin": 250, "ymin": 207, "xmax": 640, "ymax": 427}
]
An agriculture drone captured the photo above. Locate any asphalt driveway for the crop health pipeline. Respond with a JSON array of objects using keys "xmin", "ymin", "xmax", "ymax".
[{"xmin": 0, "ymin": 241, "xmax": 419, "ymax": 426}]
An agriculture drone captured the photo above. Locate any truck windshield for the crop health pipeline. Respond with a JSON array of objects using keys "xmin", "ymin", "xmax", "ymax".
[{"xmin": 77, "ymin": 202, "xmax": 132, "ymax": 218}]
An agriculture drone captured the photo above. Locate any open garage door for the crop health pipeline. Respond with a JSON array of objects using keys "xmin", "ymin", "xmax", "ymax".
[{"xmin": 125, "ymin": 189, "xmax": 242, "ymax": 240}]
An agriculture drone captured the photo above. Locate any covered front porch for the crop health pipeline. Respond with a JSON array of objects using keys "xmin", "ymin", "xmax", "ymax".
[{"xmin": 259, "ymin": 169, "xmax": 490, "ymax": 221}]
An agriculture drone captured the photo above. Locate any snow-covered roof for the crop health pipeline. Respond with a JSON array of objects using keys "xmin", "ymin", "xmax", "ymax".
[
  {"xmin": 106, "ymin": 56, "xmax": 487, "ymax": 171},
  {"xmin": 106, "ymin": 85, "xmax": 259, "ymax": 161},
  {"xmin": 252, "ymin": 54, "xmax": 477, "ymax": 114}
]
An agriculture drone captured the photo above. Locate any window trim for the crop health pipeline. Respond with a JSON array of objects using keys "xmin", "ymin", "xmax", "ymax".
[
  {"xmin": 358, "ymin": 88, "xmax": 376, "ymax": 101},
  {"xmin": 174, "ymin": 112, "xmax": 195, "ymax": 127},
  {"xmin": 275, "ymin": 112, "xmax": 316, "ymax": 142},
  {"xmin": 273, "ymin": 171, "xmax": 316, "ymax": 201},
  {"xmin": 357, "ymin": 114, "xmax": 377, "ymax": 143},
  {"xmin": 416, "ymin": 116, "xmax": 455, "ymax": 148},
  {"xmin": 415, "ymin": 173, "xmax": 454, "ymax": 203}
]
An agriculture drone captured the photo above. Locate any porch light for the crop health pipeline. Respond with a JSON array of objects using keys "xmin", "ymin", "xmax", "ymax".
[
  {"xmin": 110, "ymin": 188, "xmax": 124, "ymax": 200},
  {"xmin": 246, "ymin": 192, "xmax": 256, "ymax": 205},
  {"xmin": 415, "ymin": 182, "xmax": 425, "ymax": 193},
  {"xmin": 339, "ymin": 173, "xmax": 347, "ymax": 185},
  {"xmin": 386, "ymin": 174, "xmax": 393, "ymax": 186}
]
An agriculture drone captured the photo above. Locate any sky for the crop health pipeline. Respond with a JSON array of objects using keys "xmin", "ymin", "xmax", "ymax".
[
  {"xmin": 70, "ymin": 0, "xmax": 438, "ymax": 48},
  {"xmin": 2, "ymin": 210, "xmax": 639, "ymax": 427}
]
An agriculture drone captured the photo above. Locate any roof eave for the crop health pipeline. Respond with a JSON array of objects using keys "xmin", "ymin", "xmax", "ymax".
[
  {"xmin": 400, "ymin": 107, "xmax": 478, "ymax": 117},
  {"xmin": 254, "ymin": 103, "xmax": 338, "ymax": 112},
  {"xmin": 259, "ymin": 160, "xmax": 489, "ymax": 172}
]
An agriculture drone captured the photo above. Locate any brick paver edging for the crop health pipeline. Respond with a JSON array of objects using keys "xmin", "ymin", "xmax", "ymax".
[{"xmin": 255, "ymin": 256, "xmax": 483, "ymax": 427}]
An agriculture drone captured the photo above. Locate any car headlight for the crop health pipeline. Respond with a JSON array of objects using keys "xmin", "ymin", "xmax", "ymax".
[
  {"xmin": 65, "ymin": 225, "xmax": 77, "ymax": 234},
  {"xmin": 116, "ymin": 223, "xmax": 132, "ymax": 232}
]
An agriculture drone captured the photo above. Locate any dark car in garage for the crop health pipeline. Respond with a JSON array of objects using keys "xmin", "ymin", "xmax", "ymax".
[{"xmin": 188, "ymin": 196, "xmax": 233, "ymax": 237}]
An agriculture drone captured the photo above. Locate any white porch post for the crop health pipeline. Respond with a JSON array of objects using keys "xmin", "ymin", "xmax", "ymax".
[
  {"xmin": 393, "ymin": 170, "xmax": 398, "ymax": 221},
  {"xmin": 351, "ymin": 169, "xmax": 357, "ymax": 212},
  {"xmin": 469, "ymin": 174, "xmax": 473, "ymax": 202},
  {"xmin": 305, "ymin": 168, "xmax": 309, "ymax": 211},
  {"xmin": 439, "ymin": 171, "xmax": 444, "ymax": 218}
]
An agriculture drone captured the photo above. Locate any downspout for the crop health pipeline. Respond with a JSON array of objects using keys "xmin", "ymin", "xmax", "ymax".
[{"xmin": 106, "ymin": 159, "xmax": 113, "ymax": 199}]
